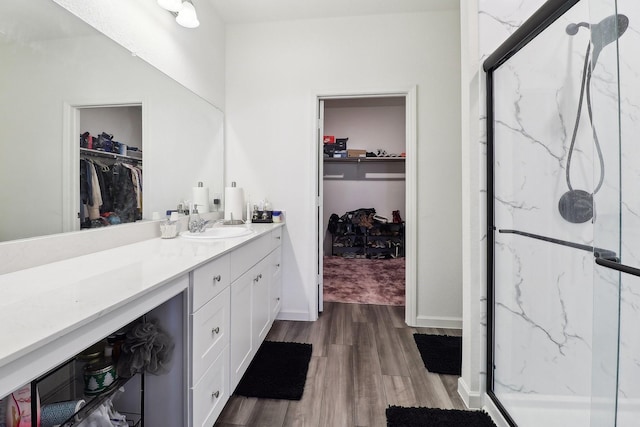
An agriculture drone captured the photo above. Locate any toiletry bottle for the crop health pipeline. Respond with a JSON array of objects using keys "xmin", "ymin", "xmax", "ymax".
[
  {"xmin": 6, "ymin": 385, "xmax": 40, "ymax": 427},
  {"xmin": 189, "ymin": 205, "xmax": 201, "ymax": 232}
]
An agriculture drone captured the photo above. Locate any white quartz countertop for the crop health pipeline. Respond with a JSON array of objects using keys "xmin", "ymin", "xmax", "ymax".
[{"xmin": 0, "ymin": 222, "xmax": 283, "ymax": 396}]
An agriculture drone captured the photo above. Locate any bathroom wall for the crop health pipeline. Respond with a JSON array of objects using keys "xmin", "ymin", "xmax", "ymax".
[{"xmin": 225, "ymin": 10, "xmax": 462, "ymax": 322}]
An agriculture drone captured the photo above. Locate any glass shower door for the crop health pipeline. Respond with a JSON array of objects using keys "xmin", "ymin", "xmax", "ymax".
[{"xmin": 590, "ymin": 0, "xmax": 640, "ymax": 425}]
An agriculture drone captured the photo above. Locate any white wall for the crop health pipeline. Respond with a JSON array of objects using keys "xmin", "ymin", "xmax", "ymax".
[
  {"xmin": 225, "ymin": 11, "xmax": 462, "ymax": 322},
  {"xmin": 324, "ymin": 102, "xmax": 406, "ymax": 155}
]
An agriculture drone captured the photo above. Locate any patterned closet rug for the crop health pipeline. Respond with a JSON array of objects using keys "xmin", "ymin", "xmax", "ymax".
[{"xmin": 323, "ymin": 256, "xmax": 405, "ymax": 305}]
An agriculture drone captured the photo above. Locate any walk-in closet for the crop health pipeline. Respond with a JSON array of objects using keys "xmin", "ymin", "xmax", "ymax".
[{"xmin": 322, "ymin": 96, "xmax": 406, "ymax": 306}]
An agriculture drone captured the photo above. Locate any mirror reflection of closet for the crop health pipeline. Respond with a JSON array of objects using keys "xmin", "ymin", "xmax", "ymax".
[{"xmin": 78, "ymin": 105, "xmax": 143, "ymax": 231}]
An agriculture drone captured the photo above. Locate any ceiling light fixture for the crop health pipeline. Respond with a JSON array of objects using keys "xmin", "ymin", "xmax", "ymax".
[
  {"xmin": 176, "ymin": 1, "xmax": 200, "ymax": 28},
  {"xmin": 158, "ymin": 0, "xmax": 200, "ymax": 29}
]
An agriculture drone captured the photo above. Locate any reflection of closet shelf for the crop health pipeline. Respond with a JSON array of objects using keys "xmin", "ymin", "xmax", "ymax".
[{"xmin": 80, "ymin": 148, "xmax": 142, "ymax": 163}]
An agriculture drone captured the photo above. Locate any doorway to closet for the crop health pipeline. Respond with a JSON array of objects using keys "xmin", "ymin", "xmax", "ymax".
[{"xmin": 317, "ymin": 93, "xmax": 416, "ymax": 316}]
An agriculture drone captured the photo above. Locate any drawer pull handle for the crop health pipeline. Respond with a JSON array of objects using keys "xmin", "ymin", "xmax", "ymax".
[
  {"xmin": 212, "ymin": 275, "xmax": 222, "ymax": 283},
  {"xmin": 259, "ymin": 273, "xmax": 263, "ymax": 279},
  {"xmin": 275, "ymin": 236, "xmax": 281, "ymax": 240},
  {"xmin": 212, "ymin": 327, "xmax": 220, "ymax": 335},
  {"xmin": 276, "ymin": 263, "xmax": 280, "ymax": 267},
  {"xmin": 254, "ymin": 273, "xmax": 263, "ymax": 282},
  {"xmin": 212, "ymin": 390, "xmax": 220, "ymax": 399}
]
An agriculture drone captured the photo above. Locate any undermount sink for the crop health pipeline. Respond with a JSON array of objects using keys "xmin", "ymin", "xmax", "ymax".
[{"xmin": 180, "ymin": 226, "xmax": 255, "ymax": 239}]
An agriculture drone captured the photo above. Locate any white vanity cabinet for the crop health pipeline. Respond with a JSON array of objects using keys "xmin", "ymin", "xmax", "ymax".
[
  {"xmin": 188, "ymin": 254, "xmax": 231, "ymax": 427},
  {"xmin": 229, "ymin": 228, "xmax": 283, "ymax": 390},
  {"xmin": 187, "ymin": 225, "xmax": 284, "ymax": 425}
]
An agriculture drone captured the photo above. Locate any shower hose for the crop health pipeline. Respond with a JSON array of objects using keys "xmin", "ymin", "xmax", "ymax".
[{"xmin": 565, "ymin": 42, "xmax": 605, "ymax": 196}]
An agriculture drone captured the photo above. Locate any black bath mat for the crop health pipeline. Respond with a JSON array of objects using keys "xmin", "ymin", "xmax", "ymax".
[
  {"xmin": 386, "ymin": 406, "xmax": 497, "ymax": 427},
  {"xmin": 413, "ymin": 334, "xmax": 462, "ymax": 375},
  {"xmin": 235, "ymin": 341, "xmax": 312, "ymax": 400}
]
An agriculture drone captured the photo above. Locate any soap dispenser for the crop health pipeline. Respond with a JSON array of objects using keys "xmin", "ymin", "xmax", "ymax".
[{"xmin": 188, "ymin": 204, "xmax": 202, "ymax": 233}]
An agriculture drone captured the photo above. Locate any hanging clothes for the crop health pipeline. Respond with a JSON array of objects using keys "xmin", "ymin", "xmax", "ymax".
[
  {"xmin": 111, "ymin": 162, "xmax": 138, "ymax": 223},
  {"xmin": 79, "ymin": 154, "xmax": 141, "ymax": 228}
]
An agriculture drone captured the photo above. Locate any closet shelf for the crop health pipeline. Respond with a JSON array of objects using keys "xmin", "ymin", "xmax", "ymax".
[
  {"xmin": 324, "ymin": 157, "xmax": 405, "ymax": 163},
  {"xmin": 80, "ymin": 147, "xmax": 142, "ymax": 163}
]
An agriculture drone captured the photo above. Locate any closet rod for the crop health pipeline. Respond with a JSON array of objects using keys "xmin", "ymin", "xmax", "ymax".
[{"xmin": 80, "ymin": 147, "xmax": 142, "ymax": 163}]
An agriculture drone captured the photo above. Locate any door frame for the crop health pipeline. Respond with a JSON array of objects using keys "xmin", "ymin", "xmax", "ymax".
[{"xmin": 313, "ymin": 86, "xmax": 418, "ymax": 324}]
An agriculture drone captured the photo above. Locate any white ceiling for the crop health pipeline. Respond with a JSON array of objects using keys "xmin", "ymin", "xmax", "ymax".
[{"xmin": 207, "ymin": 0, "xmax": 459, "ymax": 24}]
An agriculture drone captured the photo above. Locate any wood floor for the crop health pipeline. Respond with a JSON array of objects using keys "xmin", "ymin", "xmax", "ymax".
[{"xmin": 214, "ymin": 302, "xmax": 465, "ymax": 427}]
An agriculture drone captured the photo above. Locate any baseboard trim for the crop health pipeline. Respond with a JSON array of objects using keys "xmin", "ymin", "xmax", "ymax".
[
  {"xmin": 415, "ymin": 315, "xmax": 462, "ymax": 329},
  {"xmin": 458, "ymin": 377, "xmax": 482, "ymax": 409},
  {"xmin": 276, "ymin": 310, "xmax": 310, "ymax": 321},
  {"xmin": 483, "ymin": 395, "xmax": 511, "ymax": 427}
]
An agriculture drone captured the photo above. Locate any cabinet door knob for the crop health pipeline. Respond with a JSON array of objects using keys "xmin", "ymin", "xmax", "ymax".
[
  {"xmin": 212, "ymin": 275, "xmax": 222, "ymax": 283},
  {"xmin": 212, "ymin": 390, "xmax": 220, "ymax": 399},
  {"xmin": 275, "ymin": 236, "xmax": 281, "ymax": 240},
  {"xmin": 212, "ymin": 327, "xmax": 220, "ymax": 335},
  {"xmin": 276, "ymin": 297, "xmax": 280, "ymax": 301},
  {"xmin": 259, "ymin": 273, "xmax": 263, "ymax": 279},
  {"xmin": 276, "ymin": 263, "xmax": 280, "ymax": 267}
]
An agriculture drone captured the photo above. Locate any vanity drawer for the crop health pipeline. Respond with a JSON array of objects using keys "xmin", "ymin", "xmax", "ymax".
[
  {"xmin": 191, "ymin": 254, "xmax": 230, "ymax": 312},
  {"xmin": 270, "ymin": 247, "xmax": 283, "ymax": 319},
  {"xmin": 191, "ymin": 346, "xmax": 229, "ymax": 427},
  {"xmin": 230, "ymin": 234, "xmax": 271, "ymax": 281},
  {"xmin": 271, "ymin": 227, "xmax": 283, "ymax": 250},
  {"xmin": 191, "ymin": 287, "xmax": 230, "ymax": 383}
]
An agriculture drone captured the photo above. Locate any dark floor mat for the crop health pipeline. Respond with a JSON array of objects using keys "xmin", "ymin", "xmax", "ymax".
[
  {"xmin": 413, "ymin": 334, "xmax": 462, "ymax": 375},
  {"xmin": 234, "ymin": 341, "xmax": 312, "ymax": 400},
  {"xmin": 386, "ymin": 406, "xmax": 497, "ymax": 427}
]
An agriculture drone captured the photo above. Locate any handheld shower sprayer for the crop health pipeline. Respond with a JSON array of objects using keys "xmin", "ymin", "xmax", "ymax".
[
  {"xmin": 558, "ymin": 14, "xmax": 629, "ymax": 224},
  {"xmin": 566, "ymin": 14, "xmax": 629, "ymax": 66}
]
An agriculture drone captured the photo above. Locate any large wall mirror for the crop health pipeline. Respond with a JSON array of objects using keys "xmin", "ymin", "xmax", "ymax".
[{"xmin": 0, "ymin": 0, "xmax": 224, "ymax": 242}]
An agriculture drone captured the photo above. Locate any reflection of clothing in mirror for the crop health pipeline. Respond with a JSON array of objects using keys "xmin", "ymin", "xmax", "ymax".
[
  {"xmin": 88, "ymin": 162, "xmax": 103, "ymax": 220},
  {"xmin": 112, "ymin": 163, "xmax": 139, "ymax": 223},
  {"xmin": 80, "ymin": 158, "xmax": 142, "ymax": 228}
]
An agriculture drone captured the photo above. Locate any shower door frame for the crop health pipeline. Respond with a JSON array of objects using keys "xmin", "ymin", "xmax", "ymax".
[{"xmin": 483, "ymin": 0, "xmax": 581, "ymax": 425}]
